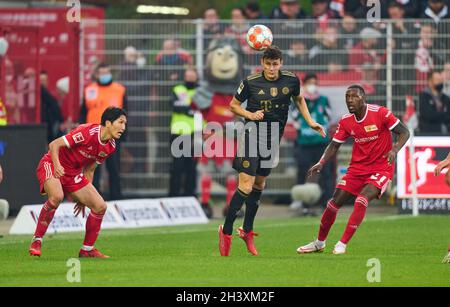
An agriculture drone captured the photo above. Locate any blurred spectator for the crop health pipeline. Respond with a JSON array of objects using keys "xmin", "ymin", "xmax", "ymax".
[
  {"xmin": 330, "ymin": 0, "xmax": 345, "ymax": 17},
  {"xmin": 169, "ymin": 68, "xmax": 199, "ymax": 197},
  {"xmin": 153, "ymin": 40, "xmax": 193, "ymax": 174},
  {"xmin": 269, "ymin": 0, "xmax": 311, "ymax": 49},
  {"xmin": 269, "ymin": 0, "xmax": 309, "ymax": 19},
  {"xmin": 291, "ymin": 73, "xmax": 333, "ymax": 215},
  {"xmin": 80, "ymin": 62, "xmax": 127, "ymax": 200},
  {"xmin": 392, "ymin": 0, "xmax": 422, "ymax": 18},
  {"xmin": 360, "ymin": 63, "xmax": 383, "ymax": 96},
  {"xmin": 418, "ymin": 71, "xmax": 450, "ymax": 134},
  {"xmin": 284, "ymin": 41, "xmax": 309, "ymax": 70},
  {"xmin": 421, "ymin": 0, "xmax": 450, "ymax": 21},
  {"xmin": 244, "ymin": 1, "xmax": 266, "ymax": 20},
  {"xmin": 39, "ymin": 70, "xmax": 49, "ymax": 88},
  {"xmin": 311, "ymin": 0, "xmax": 340, "ymax": 29},
  {"xmin": 117, "ymin": 46, "xmax": 151, "ymax": 174},
  {"xmin": 155, "ymin": 39, "xmax": 192, "ymax": 83},
  {"xmin": 443, "ymin": 61, "xmax": 450, "ymax": 96},
  {"xmin": 40, "ymin": 70, "xmax": 63, "ymax": 142},
  {"xmin": 224, "ymin": 7, "xmax": 251, "ymax": 54},
  {"xmin": 55, "ymin": 76, "xmax": 76, "ymax": 134},
  {"xmin": 349, "ymin": 27, "xmax": 384, "ymax": 73},
  {"xmin": 415, "ymin": 24, "xmax": 436, "ymax": 93},
  {"xmin": 309, "ymin": 26, "xmax": 347, "ymax": 73},
  {"xmin": 421, "ymin": 0, "xmax": 450, "ymax": 65},
  {"xmin": 388, "ymin": 1, "xmax": 419, "ymax": 95},
  {"xmin": 203, "ymin": 8, "xmax": 224, "ymax": 49},
  {"xmin": 339, "ymin": 14, "xmax": 360, "ymax": 51}
]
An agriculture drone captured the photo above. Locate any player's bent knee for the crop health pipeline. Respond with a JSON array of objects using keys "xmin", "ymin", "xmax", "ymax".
[
  {"xmin": 253, "ymin": 182, "xmax": 265, "ymax": 191},
  {"xmin": 48, "ymin": 193, "xmax": 64, "ymax": 206},
  {"xmin": 238, "ymin": 184, "xmax": 253, "ymax": 195},
  {"xmin": 92, "ymin": 202, "xmax": 107, "ymax": 215}
]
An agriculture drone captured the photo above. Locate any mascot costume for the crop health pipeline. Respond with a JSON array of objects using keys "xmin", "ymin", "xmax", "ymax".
[{"xmin": 192, "ymin": 37, "xmax": 244, "ymax": 218}]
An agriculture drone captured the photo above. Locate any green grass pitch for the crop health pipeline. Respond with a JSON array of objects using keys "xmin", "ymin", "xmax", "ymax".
[{"xmin": 0, "ymin": 215, "xmax": 449, "ymax": 286}]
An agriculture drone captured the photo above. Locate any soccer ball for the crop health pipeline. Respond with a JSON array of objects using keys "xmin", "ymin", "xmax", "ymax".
[{"xmin": 246, "ymin": 25, "xmax": 273, "ymax": 51}]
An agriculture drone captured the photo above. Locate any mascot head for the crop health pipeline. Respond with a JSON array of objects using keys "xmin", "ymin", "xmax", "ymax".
[{"xmin": 204, "ymin": 37, "xmax": 243, "ymax": 93}]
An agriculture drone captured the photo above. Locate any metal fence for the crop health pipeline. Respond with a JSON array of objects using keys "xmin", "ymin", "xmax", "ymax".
[{"xmin": 80, "ymin": 19, "xmax": 450, "ymax": 197}]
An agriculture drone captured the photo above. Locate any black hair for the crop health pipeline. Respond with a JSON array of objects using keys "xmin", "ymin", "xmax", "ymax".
[
  {"xmin": 388, "ymin": 1, "xmax": 404, "ymax": 10},
  {"xmin": 303, "ymin": 73, "xmax": 318, "ymax": 83},
  {"xmin": 101, "ymin": 107, "xmax": 127, "ymax": 126},
  {"xmin": 246, "ymin": 1, "xmax": 260, "ymax": 12},
  {"xmin": 96, "ymin": 62, "xmax": 110, "ymax": 71},
  {"xmin": 262, "ymin": 45, "xmax": 282, "ymax": 61},
  {"xmin": 347, "ymin": 84, "xmax": 366, "ymax": 96},
  {"xmin": 427, "ymin": 70, "xmax": 440, "ymax": 80}
]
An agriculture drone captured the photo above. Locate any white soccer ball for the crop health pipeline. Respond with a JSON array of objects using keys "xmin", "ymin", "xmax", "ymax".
[{"xmin": 246, "ymin": 24, "xmax": 273, "ymax": 51}]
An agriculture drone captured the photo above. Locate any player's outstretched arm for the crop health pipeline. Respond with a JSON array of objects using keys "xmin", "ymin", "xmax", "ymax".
[
  {"xmin": 293, "ymin": 95, "xmax": 326, "ymax": 137},
  {"xmin": 385, "ymin": 121, "xmax": 410, "ymax": 165},
  {"xmin": 49, "ymin": 137, "xmax": 67, "ymax": 178},
  {"xmin": 308, "ymin": 141, "xmax": 341, "ymax": 178},
  {"xmin": 0, "ymin": 163, "xmax": 3, "ymax": 183},
  {"xmin": 229, "ymin": 97, "xmax": 264, "ymax": 121}
]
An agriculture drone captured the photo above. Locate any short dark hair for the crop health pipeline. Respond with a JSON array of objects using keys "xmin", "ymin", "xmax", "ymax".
[
  {"xmin": 262, "ymin": 45, "xmax": 282, "ymax": 61},
  {"xmin": 246, "ymin": 1, "xmax": 260, "ymax": 12},
  {"xmin": 101, "ymin": 107, "xmax": 127, "ymax": 126},
  {"xmin": 388, "ymin": 1, "xmax": 404, "ymax": 10},
  {"xmin": 347, "ymin": 84, "xmax": 366, "ymax": 96},
  {"xmin": 96, "ymin": 62, "xmax": 110, "ymax": 72},
  {"xmin": 303, "ymin": 73, "xmax": 318, "ymax": 83}
]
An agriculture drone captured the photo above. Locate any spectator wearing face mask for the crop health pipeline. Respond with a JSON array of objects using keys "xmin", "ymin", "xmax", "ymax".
[
  {"xmin": 290, "ymin": 73, "xmax": 334, "ymax": 215},
  {"xmin": 79, "ymin": 62, "xmax": 128, "ymax": 201},
  {"xmin": 168, "ymin": 68, "xmax": 201, "ymax": 197},
  {"xmin": 418, "ymin": 71, "xmax": 450, "ymax": 134}
]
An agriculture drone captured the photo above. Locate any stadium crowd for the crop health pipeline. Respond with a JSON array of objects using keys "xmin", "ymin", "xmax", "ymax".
[{"xmin": 2, "ymin": 0, "xmax": 450, "ymax": 206}]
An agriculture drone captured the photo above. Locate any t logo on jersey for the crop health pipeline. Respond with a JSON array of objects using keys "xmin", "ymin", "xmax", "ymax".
[
  {"xmin": 72, "ymin": 132, "xmax": 85, "ymax": 144},
  {"xmin": 99, "ymin": 152, "xmax": 107, "ymax": 158},
  {"xmin": 364, "ymin": 125, "xmax": 378, "ymax": 132}
]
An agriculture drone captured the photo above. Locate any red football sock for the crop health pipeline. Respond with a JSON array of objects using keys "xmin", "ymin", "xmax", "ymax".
[
  {"xmin": 340, "ymin": 195, "xmax": 369, "ymax": 244},
  {"xmin": 318, "ymin": 199, "xmax": 340, "ymax": 241},
  {"xmin": 34, "ymin": 201, "xmax": 57, "ymax": 238},
  {"xmin": 200, "ymin": 174, "xmax": 212, "ymax": 204},
  {"xmin": 83, "ymin": 211, "xmax": 105, "ymax": 247}
]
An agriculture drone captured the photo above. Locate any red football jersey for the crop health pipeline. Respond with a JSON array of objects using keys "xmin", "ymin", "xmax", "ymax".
[
  {"xmin": 332, "ymin": 104, "xmax": 400, "ymax": 176},
  {"xmin": 43, "ymin": 124, "xmax": 116, "ymax": 176}
]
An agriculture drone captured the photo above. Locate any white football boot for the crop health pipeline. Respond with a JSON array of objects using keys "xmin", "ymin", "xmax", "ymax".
[
  {"xmin": 442, "ymin": 251, "xmax": 450, "ymax": 264},
  {"xmin": 332, "ymin": 241, "xmax": 347, "ymax": 255},
  {"xmin": 297, "ymin": 240, "xmax": 325, "ymax": 254}
]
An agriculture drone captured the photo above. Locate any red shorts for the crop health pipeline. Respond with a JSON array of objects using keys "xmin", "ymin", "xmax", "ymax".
[
  {"xmin": 336, "ymin": 171, "xmax": 392, "ymax": 199},
  {"xmin": 36, "ymin": 157, "xmax": 90, "ymax": 195}
]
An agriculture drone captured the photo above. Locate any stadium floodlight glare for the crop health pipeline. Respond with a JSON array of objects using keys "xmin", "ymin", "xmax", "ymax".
[{"xmin": 136, "ymin": 5, "xmax": 189, "ymax": 16}]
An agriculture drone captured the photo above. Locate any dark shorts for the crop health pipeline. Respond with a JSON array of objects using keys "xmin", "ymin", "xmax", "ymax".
[{"xmin": 232, "ymin": 129, "xmax": 280, "ymax": 177}]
